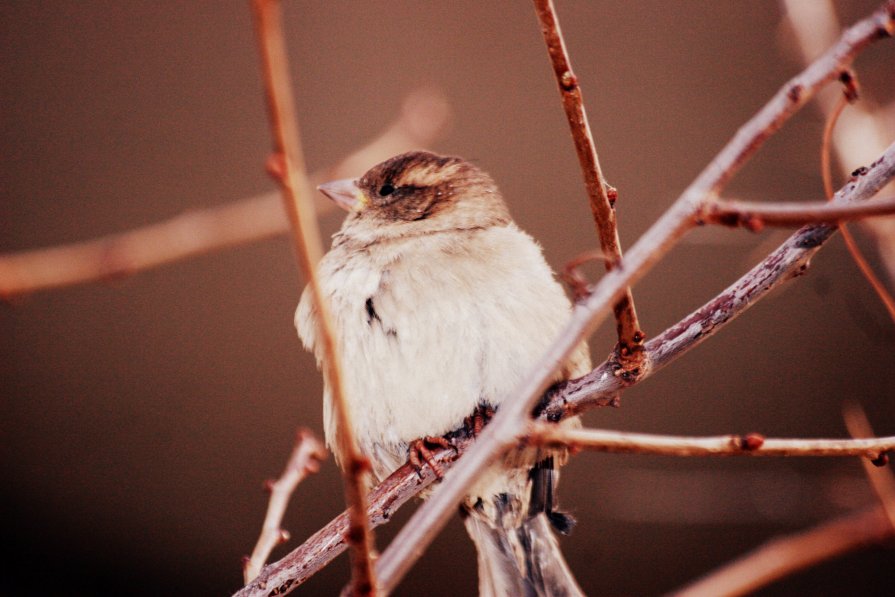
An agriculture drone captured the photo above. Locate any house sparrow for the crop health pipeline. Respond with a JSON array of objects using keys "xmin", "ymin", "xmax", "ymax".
[{"xmin": 296, "ymin": 151, "xmax": 591, "ymax": 596}]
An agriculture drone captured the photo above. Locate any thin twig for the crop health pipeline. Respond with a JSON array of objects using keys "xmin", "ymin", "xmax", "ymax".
[
  {"xmin": 251, "ymin": 2, "xmax": 377, "ymax": 595},
  {"xmin": 234, "ymin": 138, "xmax": 895, "ymax": 597},
  {"xmin": 0, "ymin": 88, "xmax": 450, "ymax": 301},
  {"xmin": 843, "ymin": 403, "xmax": 895, "ymax": 530},
  {"xmin": 372, "ymin": 6, "xmax": 895, "ymax": 593},
  {"xmin": 668, "ymin": 506, "xmax": 894, "ymax": 597},
  {"xmin": 527, "ymin": 424, "xmax": 895, "ymax": 458},
  {"xmin": 243, "ymin": 429, "xmax": 327, "ymax": 584},
  {"xmin": 701, "ymin": 193, "xmax": 895, "ymax": 228},
  {"xmin": 533, "ymin": 0, "xmax": 645, "ymax": 368}
]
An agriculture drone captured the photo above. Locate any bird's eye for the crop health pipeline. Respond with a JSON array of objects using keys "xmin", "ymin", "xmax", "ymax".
[{"xmin": 379, "ymin": 183, "xmax": 395, "ymax": 196}]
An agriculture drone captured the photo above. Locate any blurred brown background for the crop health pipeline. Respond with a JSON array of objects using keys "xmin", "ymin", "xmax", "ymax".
[{"xmin": 2, "ymin": 1, "xmax": 894, "ymax": 595}]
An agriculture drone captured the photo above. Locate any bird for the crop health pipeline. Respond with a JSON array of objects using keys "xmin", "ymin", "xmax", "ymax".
[{"xmin": 295, "ymin": 150, "xmax": 591, "ymax": 596}]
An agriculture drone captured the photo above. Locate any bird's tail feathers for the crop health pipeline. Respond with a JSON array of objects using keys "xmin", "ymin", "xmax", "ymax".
[{"xmin": 464, "ymin": 508, "xmax": 584, "ymax": 597}]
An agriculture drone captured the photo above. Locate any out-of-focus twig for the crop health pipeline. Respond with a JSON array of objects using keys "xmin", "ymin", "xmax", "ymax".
[
  {"xmin": 668, "ymin": 506, "xmax": 894, "ymax": 597},
  {"xmin": 243, "ymin": 429, "xmax": 327, "ymax": 584},
  {"xmin": 533, "ymin": 0, "xmax": 646, "ymax": 371},
  {"xmin": 0, "ymin": 88, "xmax": 450, "ymax": 301},
  {"xmin": 251, "ymin": 1, "xmax": 376, "ymax": 595}
]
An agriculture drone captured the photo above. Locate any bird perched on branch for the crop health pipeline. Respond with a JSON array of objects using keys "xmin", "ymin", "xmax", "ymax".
[{"xmin": 296, "ymin": 150, "xmax": 590, "ymax": 596}]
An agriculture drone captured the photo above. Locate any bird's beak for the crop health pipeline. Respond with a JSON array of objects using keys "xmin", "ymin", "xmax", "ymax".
[{"xmin": 317, "ymin": 178, "xmax": 367, "ymax": 212}]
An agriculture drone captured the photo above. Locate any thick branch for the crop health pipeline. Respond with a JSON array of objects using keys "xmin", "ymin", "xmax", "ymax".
[
  {"xmin": 533, "ymin": 0, "xmax": 645, "ymax": 365},
  {"xmin": 0, "ymin": 88, "xmax": 449, "ymax": 301},
  {"xmin": 251, "ymin": 1, "xmax": 376, "ymax": 594},
  {"xmin": 528, "ymin": 425, "xmax": 895, "ymax": 458},
  {"xmin": 372, "ymin": 6, "xmax": 895, "ymax": 593}
]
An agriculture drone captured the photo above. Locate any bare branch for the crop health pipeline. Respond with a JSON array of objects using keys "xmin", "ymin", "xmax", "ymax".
[
  {"xmin": 668, "ymin": 506, "xmax": 894, "ymax": 597},
  {"xmin": 532, "ymin": 0, "xmax": 645, "ymax": 366},
  {"xmin": 251, "ymin": 1, "xmax": 376, "ymax": 594},
  {"xmin": 701, "ymin": 193, "xmax": 895, "ymax": 228},
  {"xmin": 372, "ymin": 7, "xmax": 895, "ymax": 592},
  {"xmin": 244, "ymin": 429, "xmax": 327, "ymax": 584},
  {"xmin": 0, "ymin": 88, "xmax": 449, "ymax": 301},
  {"xmin": 527, "ymin": 424, "xmax": 895, "ymax": 458}
]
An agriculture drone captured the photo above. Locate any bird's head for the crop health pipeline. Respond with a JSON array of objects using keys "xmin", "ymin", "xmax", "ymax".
[{"xmin": 318, "ymin": 151, "xmax": 511, "ymax": 244}]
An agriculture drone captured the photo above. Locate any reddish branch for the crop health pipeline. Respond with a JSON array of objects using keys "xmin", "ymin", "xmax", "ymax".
[
  {"xmin": 251, "ymin": 1, "xmax": 376, "ymax": 595},
  {"xmin": 234, "ymin": 139, "xmax": 895, "ymax": 597},
  {"xmin": 533, "ymin": 0, "xmax": 645, "ymax": 369}
]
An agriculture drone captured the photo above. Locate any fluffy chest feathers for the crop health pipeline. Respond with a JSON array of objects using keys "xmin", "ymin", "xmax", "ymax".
[{"xmin": 295, "ymin": 223, "xmax": 581, "ymax": 480}]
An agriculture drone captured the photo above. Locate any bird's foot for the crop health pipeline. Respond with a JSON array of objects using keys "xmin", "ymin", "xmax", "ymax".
[
  {"xmin": 408, "ymin": 436, "xmax": 454, "ymax": 479},
  {"xmin": 463, "ymin": 404, "xmax": 495, "ymax": 438}
]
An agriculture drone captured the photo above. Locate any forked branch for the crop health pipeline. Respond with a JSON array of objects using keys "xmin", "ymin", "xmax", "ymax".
[
  {"xmin": 234, "ymin": 137, "xmax": 895, "ymax": 597},
  {"xmin": 372, "ymin": 4, "xmax": 895, "ymax": 593}
]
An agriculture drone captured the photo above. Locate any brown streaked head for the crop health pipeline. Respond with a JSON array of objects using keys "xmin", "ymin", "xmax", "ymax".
[{"xmin": 320, "ymin": 151, "xmax": 511, "ymax": 238}]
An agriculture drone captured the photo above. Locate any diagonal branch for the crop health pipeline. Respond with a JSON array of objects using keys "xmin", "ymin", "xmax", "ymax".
[
  {"xmin": 251, "ymin": 1, "xmax": 376, "ymax": 595},
  {"xmin": 0, "ymin": 88, "xmax": 450, "ymax": 301},
  {"xmin": 533, "ymin": 0, "xmax": 645, "ymax": 369},
  {"xmin": 234, "ymin": 113, "xmax": 895, "ymax": 597},
  {"xmin": 372, "ymin": 5, "xmax": 895, "ymax": 593}
]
